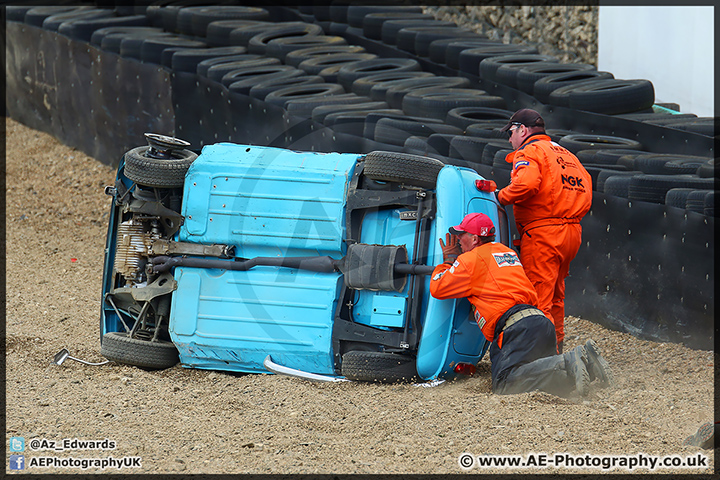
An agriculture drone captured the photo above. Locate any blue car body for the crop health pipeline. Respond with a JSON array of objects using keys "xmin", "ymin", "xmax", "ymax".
[{"xmin": 101, "ymin": 142, "xmax": 509, "ymax": 381}]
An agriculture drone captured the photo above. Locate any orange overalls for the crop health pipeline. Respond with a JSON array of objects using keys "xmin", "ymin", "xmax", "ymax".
[
  {"xmin": 431, "ymin": 242, "xmax": 565, "ymax": 394},
  {"xmin": 430, "ymin": 242, "xmax": 538, "ymax": 343},
  {"xmin": 497, "ymin": 134, "xmax": 592, "ymax": 348}
]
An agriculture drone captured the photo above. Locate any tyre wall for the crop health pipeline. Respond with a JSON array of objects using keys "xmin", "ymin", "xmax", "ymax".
[{"xmin": 4, "ymin": 5, "xmax": 715, "ymax": 349}]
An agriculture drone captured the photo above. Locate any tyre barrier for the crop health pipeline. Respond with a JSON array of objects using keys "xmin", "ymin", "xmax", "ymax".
[{"xmin": 6, "ymin": 4, "xmax": 715, "ymax": 349}]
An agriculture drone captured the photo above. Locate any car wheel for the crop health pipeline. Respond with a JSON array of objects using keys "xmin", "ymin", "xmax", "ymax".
[
  {"xmin": 362, "ymin": 151, "xmax": 444, "ymax": 189},
  {"xmin": 100, "ymin": 332, "xmax": 179, "ymax": 370},
  {"xmin": 123, "ymin": 145, "xmax": 197, "ymax": 188},
  {"xmin": 341, "ymin": 351, "xmax": 417, "ymax": 383}
]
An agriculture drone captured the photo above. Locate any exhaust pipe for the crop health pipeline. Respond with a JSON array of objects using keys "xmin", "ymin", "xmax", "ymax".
[{"xmin": 151, "ymin": 244, "xmax": 436, "ymax": 292}]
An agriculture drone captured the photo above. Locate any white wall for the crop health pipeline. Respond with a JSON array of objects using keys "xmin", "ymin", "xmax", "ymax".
[{"xmin": 598, "ymin": 6, "xmax": 714, "ymax": 117}]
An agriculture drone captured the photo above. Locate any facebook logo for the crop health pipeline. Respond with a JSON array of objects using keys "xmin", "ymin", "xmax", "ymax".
[
  {"xmin": 9, "ymin": 455, "xmax": 25, "ymax": 470},
  {"xmin": 9, "ymin": 437, "xmax": 25, "ymax": 452}
]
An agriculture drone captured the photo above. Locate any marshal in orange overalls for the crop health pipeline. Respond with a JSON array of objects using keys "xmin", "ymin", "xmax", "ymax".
[{"xmin": 497, "ymin": 133, "xmax": 592, "ymax": 348}]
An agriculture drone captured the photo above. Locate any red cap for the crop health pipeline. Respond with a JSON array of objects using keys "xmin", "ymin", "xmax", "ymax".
[{"xmin": 449, "ymin": 213, "xmax": 495, "ymax": 237}]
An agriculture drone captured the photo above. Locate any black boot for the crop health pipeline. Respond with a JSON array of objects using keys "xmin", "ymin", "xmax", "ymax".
[
  {"xmin": 564, "ymin": 346, "xmax": 590, "ymax": 397},
  {"xmin": 584, "ymin": 339, "xmax": 614, "ymax": 387},
  {"xmin": 557, "ymin": 340, "xmax": 563, "ymax": 354}
]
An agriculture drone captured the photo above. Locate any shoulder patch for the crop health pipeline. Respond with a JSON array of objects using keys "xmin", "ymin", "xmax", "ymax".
[
  {"xmin": 514, "ymin": 160, "xmax": 530, "ymax": 169},
  {"xmin": 492, "ymin": 251, "xmax": 522, "ymax": 267}
]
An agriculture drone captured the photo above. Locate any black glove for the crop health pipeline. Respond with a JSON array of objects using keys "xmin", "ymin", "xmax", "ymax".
[{"xmin": 439, "ymin": 233, "xmax": 461, "ymax": 264}]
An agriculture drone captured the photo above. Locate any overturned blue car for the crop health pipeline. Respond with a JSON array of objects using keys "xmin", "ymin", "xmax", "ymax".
[{"xmin": 100, "ymin": 134, "xmax": 509, "ymax": 382}]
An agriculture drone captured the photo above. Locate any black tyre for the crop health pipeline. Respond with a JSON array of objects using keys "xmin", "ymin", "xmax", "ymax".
[
  {"xmin": 384, "ymin": 76, "xmax": 472, "ymax": 109},
  {"xmin": 628, "ymin": 174, "xmax": 715, "ymax": 204},
  {"xmin": 633, "ymin": 154, "xmax": 709, "ymax": 175},
  {"xmin": 703, "ymin": 191, "xmax": 715, "ymax": 217},
  {"xmin": 362, "ymin": 12, "xmax": 434, "ymax": 40},
  {"xmin": 591, "ymin": 149, "xmax": 647, "ymax": 166},
  {"xmin": 228, "ymin": 22, "xmax": 322, "ymax": 47},
  {"xmin": 178, "ymin": 6, "xmax": 270, "ymax": 37},
  {"xmin": 96, "ymin": 28, "xmax": 166, "ymax": 52},
  {"xmin": 222, "ymin": 64, "xmax": 301, "ymax": 89},
  {"xmin": 602, "ymin": 175, "xmax": 637, "ymax": 198},
  {"xmin": 247, "ymin": 24, "xmax": 325, "ymax": 55},
  {"xmin": 140, "ymin": 37, "xmax": 207, "ymax": 65},
  {"xmin": 381, "ymin": 19, "xmax": 455, "ymax": 45},
  {"xmin": 426, "ymin": 133, "xmax": 461, "ymax": 157},
  {"xmin": 43, "ymin": 8, "xmax": 113, "ymax": 32},
  {"xmin": 263, "ymin": 83, "xmax": 346, "ymax": 108},
  {"xmin": 169, "ymin": 46, "xmax": 248, "ymax": 73},
  {"xmin": 60, "ymin": 15, "xmax": 152, "ymax": 43},
  {"xmin": 583, "ymin": 165, "xmax": 629, "ymax": 190},
  {"xmin": 617, "ymin": 154, "xmax": 643, "ymax": 171},
  {"xmin": 287, "ymin": 94, "xmax": 370, "ymax": 119},
  {"xmin": 118, "ymin": 32, "xmax": 175, "ymax": 60},
  {"xmin": 665, "ymin": 188, "xmax": 697, "ymax": 208},
  {"xmin": 374, "ymin": 117, "xmax": 462, "ymax": 146},
  {"xmin": 341, "ymin": 351, "xmax": 418, "ymax": 383},
  {"xmin": 457, "ymin": 44, "xmax": 538, "ymax": 75},
  {"xmin": 449, "ymin": 135, "xmax": 491, "ymax": 162},
  {"xmin": 486, "ymin": 143, "xmax": 512, "ymax": 167},
  {"xmin": 284, "ymin": 45, "xmax": 367, "ymax": 68},
  {"xmin": 351, "ymin": 71, "xmax": 434, "ymax": 97},
  {"xmin": 298, "ymin": 53, "xmax": 378, "ymax": 76},
  {"xmin": 575, "ymin": 149, "xmax": 598, "ymax": 164},
  {"xmin": 196, "ymin": 54, "xmax": 265, "ymax": 77},
  {"xmin": 685, "ymin": 190, "xmax": 710, "ymax": 213},
  {"xmin": 696, "ymin": 159, "xmax": 717, "ymax": 178},
  {"xmin": 534, "ymin": 71, "xmax": 614, "ymax": 104},
  {"xmin": 597, "ymin": 170, "xmax": 643, "ymax": 193},
  {"xmin": 123, "ymin": 146, "xmax": 197, "ymax": 188},
  {"xmin": 265, "ymin": 35, "xmax": 347, "ymax": 62},
  {"xmin": 491, "ymin": 148, "xmax": 514, "ymax": 170},
  {"xmin": 205, "ymin": 20, "xmax": 269, "ymax": 47},
  {"xmin": 347, "ymin": 5, "xmax": 424, "ymax": 28},
  {"xmin": 664, "ymin": 118, "xmax": 716, "ymax": 137},
  {"xmin": 313, "ymin": 101, "xmax": 389, "ymax": 125},
  {"xmin": 403, "ymin": 136, "xmax": 436, "ymax": 157},
  {"xmin": 412, "ymin": 27, "xmax": 479, "ymax": 57},
  {"xmin": 362, "ymin": 112, "xmax": 428, "ymax": 140},
  {"xmin": 362, "ymin": 151, "xmax": 445, "ymax": 189},
  {"xmin": 442, "ymin": 39, "xmax": 502, "ymax": 70},
  {"xmin": 445, "ymin": 107, "xmax": 513, "ymax": 130},
  {"xmin": 101, "ymin": 332, "xmax": 179, "ymax": 370},
  {"xmin": 515, "ymin": 63, "xmax": 596, "ymax": 94},
  {"xmin": 6, "ymin": 6, "xmax": 36, "ymax": 22},
  {"xmin": 493, "ymin": 61, "xmax": 563, "ymax": 89},
  {"xmin": 465, "ymin": 122, "xmax": 510, "ymax": 140},
  {"xmin": 248, "ymin": 75, "xmax": 325, "ymax": 101},
  {"xmin": 545, "ymin": 129, "xmax": 577, "ymax": 142},
  {"xmin": 327, "ymin": 109, "xmax": 400, "ymax": 137},
  {"xmin": 205, "ymin": 57, "xmax": 280, "ymax": 82},
  {"xmin": 427, "ymin": 36, "xmax": 489, "ymax": 65},
  {"xmin": 401, "ymin": 88, "xmax": 506, "ymax": 120},
  {"xmin": 566, "ymin": 79, "xmax": 655, "ymax": 115},
  {"xmin": 671, "ymin": 156, "xmax": 709, "ymax": 175},
  {"xmin": 24, "ymin": 6, "xmax": 80, "ymax": 27},
  {"xmin": 558, "ymin": 134, "xmax": 642, "ymax": 154},
  {"xmin": 337, "ymin": 58, "xmax": 422, "ymax": 92},
  {"xmin": 158, "ymin": 6, "xmax": 182, "ymax": 33},
  {"xmin": 479, "ymin": 54, "xmax": 558, "ymax": 87}
]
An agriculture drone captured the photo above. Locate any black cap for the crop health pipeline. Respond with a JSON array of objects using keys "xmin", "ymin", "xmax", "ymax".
[{"xmin": 500, "ymin": 108, "xmax": 545, "ymax": 132}]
